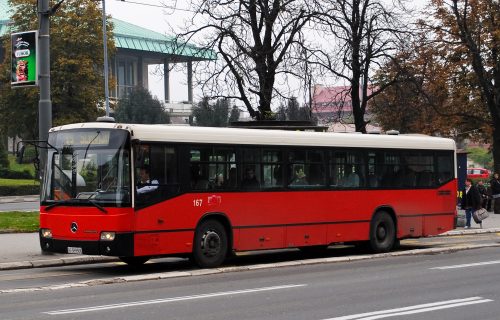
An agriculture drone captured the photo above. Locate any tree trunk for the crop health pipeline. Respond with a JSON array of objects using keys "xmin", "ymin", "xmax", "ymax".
[{"xmin": 493, "ymin": 123, "xmax": 500, "ymax": 175}]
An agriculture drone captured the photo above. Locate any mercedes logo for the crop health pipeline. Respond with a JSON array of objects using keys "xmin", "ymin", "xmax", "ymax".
[{"xmin": 70, "ymin": 222, "xmax": 78, "ymax": 233}]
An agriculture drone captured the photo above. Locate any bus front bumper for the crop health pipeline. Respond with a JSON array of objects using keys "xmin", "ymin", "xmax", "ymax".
[{"xmin": 39, "ymin": 232, "xmax": 134, "ymax": 257}]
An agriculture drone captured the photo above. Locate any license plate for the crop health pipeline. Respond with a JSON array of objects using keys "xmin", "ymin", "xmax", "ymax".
[{"xmin": 67, "ymin": 247, "xmax": 83, "ymax": 254}]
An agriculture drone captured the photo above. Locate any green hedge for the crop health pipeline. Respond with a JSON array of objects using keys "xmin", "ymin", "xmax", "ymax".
[
  {"xmin": 0, "ymin": 168, "xmax": 34, "ymax": 179},
  {"xmin": 0, "ymin": 185, "xmax": 40, "ymax": 196}
]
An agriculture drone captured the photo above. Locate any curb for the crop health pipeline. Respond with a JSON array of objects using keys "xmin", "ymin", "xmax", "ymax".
[
  {"xmin": 0, "ymin": 256, "xmax": 118, "ymax": 271},
  {"xmin": 437, "ymin": 227, "xmax": 500, "ymax": 237},
  {"xmin": 1, "ymin": 243, "xmax": 499, "ymax": 294}
]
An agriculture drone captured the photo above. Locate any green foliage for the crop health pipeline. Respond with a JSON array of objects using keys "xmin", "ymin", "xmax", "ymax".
[
  {"xmin": 80, "ymin": 161, "xmax": 97, "ymax": 188},
  {"xmin": 192, "ymin": 98, "xmax": 230, "ymax": 127},
  {"xmin": 274, "ymin": 98, "xmax": 315, "ymax": 122},
  {"xmin": 0, "ymin": 137, "xmax": 8, "ymax": 168},
  {"xmin": 0, "ymin": 176, "xmax": 39, "ymax": 196},
  {"xmin": 0, "ymin": 178, "xmax": 39, "ymax": 186},
  {"xmin": 9, "ymin": 155, "xmax": 35, "ymax": 176},
  {"xmin": 0, "ymin": 168, "xmax": 33, "ymax": 179},
  {"xmin": 114, "ymin": 87, "xmax": 170, "ymax": 124},
  {"xmin": 0, "ymin": 0, "xmax": 116, "ymax": 139},
  {"xmin": 0, "ymin": 211, "xmax": 39, "ymax": 233},
  {"xmin": 467, "ymin": 147, "xmax": 493, "ymax": 169},
  {"xmin": 276, "ymin": 104, "xmax": 287, "ymax": 121},
  {"xmin": 0, "ymin": 184, "xmax": 40, "ymax": 196},
  {"xmin": 287, "ymin": 98, "xmax": 301, "ymax": 120},
  {"xmin": 228, "ymin": 105, "xmax": 240, "ymax": 123}
]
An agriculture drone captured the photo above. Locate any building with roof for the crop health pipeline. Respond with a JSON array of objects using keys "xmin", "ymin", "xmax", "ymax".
[
  {"xmin": 311, "ymin": 84, "xmax": 375, "ymax": 122},
  {"xmin": 0, "ymin": 0, "xmax": 215, "ymax": 123},
  {"xmin": 311, "ymin": 84, "xmax": 381, "ymax": 132}
]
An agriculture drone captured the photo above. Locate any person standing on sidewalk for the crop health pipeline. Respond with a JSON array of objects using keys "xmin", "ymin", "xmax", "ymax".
[
  {"xmin": 461, "ymin": 178, "xmax": 482, "ymax": 228},
  {"xmin": 477, "ymin": 180, "xmax": 489, "ymax": 209},
  {"xmin": 490, "ymin": 173, "xmax": 500, "ymax": 214}
]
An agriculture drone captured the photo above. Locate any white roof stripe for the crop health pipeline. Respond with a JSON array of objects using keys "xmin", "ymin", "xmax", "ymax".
[{"xmin": 49, "ymin": 122, "xmax": 456, "ymax": 151}]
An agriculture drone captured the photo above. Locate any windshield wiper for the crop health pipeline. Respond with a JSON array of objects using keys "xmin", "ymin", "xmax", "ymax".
[
  {"xmin": 44, "ymin": 198, "xmax": 107, "ymax": 213},
  {"xmin": 88, "ymin": 199, "xmax": 108, "ymax": 213},
  {"xmin": 45, "ymin": 199, "xmax": 72, "ymax": 211}
]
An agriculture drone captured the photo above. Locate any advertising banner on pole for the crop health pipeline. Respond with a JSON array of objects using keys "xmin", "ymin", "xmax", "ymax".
[{"xmin": 11, "ymin": 30, "xmax": 38, "ymax": 87}]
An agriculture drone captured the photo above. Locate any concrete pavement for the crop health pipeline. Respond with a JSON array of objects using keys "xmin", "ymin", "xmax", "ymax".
[
  {"xmin": 1, "ymin": 207, "xmax": 500, "ymax": 271},
  {"xmin": 0, "ymin": 195, "xmax": 39, "ymax": 204}
]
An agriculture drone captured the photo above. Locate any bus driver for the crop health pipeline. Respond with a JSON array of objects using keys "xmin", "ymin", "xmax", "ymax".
[{"xmin": 137, "ymin": 165, "xmax": 159, "ymax": 194}]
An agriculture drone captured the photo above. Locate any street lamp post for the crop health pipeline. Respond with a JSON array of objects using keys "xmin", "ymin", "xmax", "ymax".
[{"xmin": 38, "ymin": 0, "xmax": 52, "ymax": 181}]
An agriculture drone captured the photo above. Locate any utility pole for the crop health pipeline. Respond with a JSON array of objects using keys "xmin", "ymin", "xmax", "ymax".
[{"xmin": 38, "ymin": 0, "xmax": 52, "ymax": 181}]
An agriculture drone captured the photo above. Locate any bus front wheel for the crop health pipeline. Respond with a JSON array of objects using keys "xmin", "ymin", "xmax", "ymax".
[
  {"xmin": 369, "ymin": 211, "xmax": 396, "ymax": 253},
  {"xmin": 193, "ymin": 219, "xmax": 228, "ymax": 268}
]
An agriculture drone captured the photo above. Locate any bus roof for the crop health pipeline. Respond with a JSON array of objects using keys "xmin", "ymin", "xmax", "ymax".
[{"xmin": 49, "ymin": 122, "xmax": 456, "ymax": 151}]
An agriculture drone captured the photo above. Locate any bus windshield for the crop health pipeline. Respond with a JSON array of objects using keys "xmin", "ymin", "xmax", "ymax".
[{"xmin": 42, "ymin": 129, "xmax": 131, "ymax": 207}]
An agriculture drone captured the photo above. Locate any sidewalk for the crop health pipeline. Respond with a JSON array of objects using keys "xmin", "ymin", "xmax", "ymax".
[
  {"xmin": 0, "ymin": 195, "xmax": 39, "ymax": 204},
  {"xmin": 1, "ymin": 210, "xmax": 500, "ymax": 271}
]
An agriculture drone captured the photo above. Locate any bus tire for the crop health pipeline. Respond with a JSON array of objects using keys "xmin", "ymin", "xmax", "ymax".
[
  {"xmin": 119, "ymin": 256, "xmax": 150, "ymax": 267},
  {"xmin": 193, "ymin": 219, "xmax": 228, "ymax": 268},
  {"xmin": 369, "ymin": 211, "xmax": 396, "ymax": 253}
]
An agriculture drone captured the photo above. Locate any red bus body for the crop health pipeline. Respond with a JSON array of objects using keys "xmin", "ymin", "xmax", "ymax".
[
  {"xmin": 41, "ymin": 185, "xmax": 456, "ymax": 256},
  {"xmin": 39, "ymin": 123, "xmax": 457, "ymax": 266}
]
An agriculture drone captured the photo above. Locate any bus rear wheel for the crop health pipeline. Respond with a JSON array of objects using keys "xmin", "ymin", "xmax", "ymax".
[
  {"xmin": 119, "ymin": 256, "xmax": 150, "ymax": 267},
  {"xmin": 193, "ymin": 219, "xmax": 228, "ymax": 268},
  {"xmin": 369, "ymin": 211, "xmax": 396, "ymax": 253}
]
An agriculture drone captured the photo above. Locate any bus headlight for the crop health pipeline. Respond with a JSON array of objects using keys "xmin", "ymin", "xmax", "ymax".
[
  {"xmin": 41, "ymin": 228, "xmax": 52, "ymax": 238},
  {"xmin": 100, "ymin": 232, "xmax": 116, "ymax": 241}
]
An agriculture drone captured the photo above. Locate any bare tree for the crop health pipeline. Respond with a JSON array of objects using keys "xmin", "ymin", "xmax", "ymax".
[
  {"xmin": 173, "ymin": 0, "xmax": 318, "ymax": 120},
  {"xmin": 312, "ymin": 0, "xmax": 408, "ymax": 132}
]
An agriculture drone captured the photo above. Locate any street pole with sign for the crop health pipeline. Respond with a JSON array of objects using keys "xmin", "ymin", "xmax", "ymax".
[{"xmin": 37, "ymin": 0, "xmax": 52, "ymax": 182}]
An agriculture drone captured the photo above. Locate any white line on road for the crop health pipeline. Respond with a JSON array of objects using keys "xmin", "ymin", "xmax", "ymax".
[
  {"xmin": 430, "ymin": 260, "xmax": 500, "ymax": 270},
  {"xmin": 324, "ymin": 296, "xmax": 493, "ymax": 320},
  {"xmin": 44, "ymin": 284, "xmax": 306, "ymax": 315}
]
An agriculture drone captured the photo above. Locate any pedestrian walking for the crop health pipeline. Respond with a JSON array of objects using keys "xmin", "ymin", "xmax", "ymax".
[
  {"xmin": 461, "ymin": 178, "xmax": 482, "ymax": 228},
  {"xmin": 490, "ymin": 173, "xmax": 500, "ymax": 214},
  {"xmin": 477, "ymin": 180, "xmax": 489, "ymax": 209}
]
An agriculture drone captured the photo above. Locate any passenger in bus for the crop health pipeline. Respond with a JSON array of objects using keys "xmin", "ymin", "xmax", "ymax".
[
  {"xmin": 136, "ymin": 165, "xmax": 159, "ymax": 194},
  {"xmin": 290, "ymin": 168, "xmax": 308, "ymax": 185},
  {"xmin": 227, "ymin": 167, "xmax": 238, "ymax": 188},
  {"xmin": 241, "ymin": 167, "xmax": 260, "ymax": 189},
  {"xmin": 274, "ymin": 165, "xmax": 283, "ymax": 186},
  {"xmin": 343, "ymin": 165, "xmax": 360, "ymax": 187},
  {"xmin": 214, "ymin": 173, "xmax": 225, "ymax": 189}
]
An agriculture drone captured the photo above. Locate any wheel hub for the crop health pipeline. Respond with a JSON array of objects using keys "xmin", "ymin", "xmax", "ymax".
[
  {"xmin": 201, "ymin": 230, "xmax": 221, "ymax": 257},
  {"xmin": 377, "ymin": 224, "xmax": 387, "ymax": 241}
]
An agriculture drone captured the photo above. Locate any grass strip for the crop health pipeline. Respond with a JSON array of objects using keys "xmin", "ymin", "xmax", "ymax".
[
  {"xmin": 0, "ymin": 178, "xmax": 39, "ymax": 187},
  {"xmin": 0, "ymin": 211, "xmax": 39, "ymax": 233}
]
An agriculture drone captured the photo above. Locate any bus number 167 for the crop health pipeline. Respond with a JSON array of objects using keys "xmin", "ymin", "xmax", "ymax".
[{"xmin": 193, "ymin": 199, "xmax": 203, "ymax": 207}]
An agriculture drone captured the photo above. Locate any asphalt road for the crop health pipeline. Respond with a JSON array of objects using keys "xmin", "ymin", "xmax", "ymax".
[
  {"xmin": 0, "ymin": 201, "xmax": 39, "ymax": 212},
  {"xmin": 1, "ymin": 236, "xmax": 500, "ymax": 319}
]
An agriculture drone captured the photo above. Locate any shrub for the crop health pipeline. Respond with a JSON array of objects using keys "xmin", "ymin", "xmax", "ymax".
[
  {"xmin": 17, "ymin": 145, "xmax": 37, "ymax": 164},
  {"xmin": 0, "ymin": 185, "xmax": 40, "ymax": 196},
  {"xmin": 0, "ymin": 168, "xmax": 34, "ymax": 179}
]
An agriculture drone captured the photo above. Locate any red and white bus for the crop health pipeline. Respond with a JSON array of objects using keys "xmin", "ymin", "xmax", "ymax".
[{"xmin": 39, "ymin": 122, "xmax": 457, "ymax": 267}]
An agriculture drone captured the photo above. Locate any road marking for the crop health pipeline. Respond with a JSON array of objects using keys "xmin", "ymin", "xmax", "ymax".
[
  {"xmin": 430, "ymin": 260, "xmax": 500, "ymax": 270},
  {"xmin": 44, "ymin": 284, "xmax": 306, "ymax": 315},
  {"xmin": 324, "ymin": 296, "xmax": 492, "ymax": 320}
]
